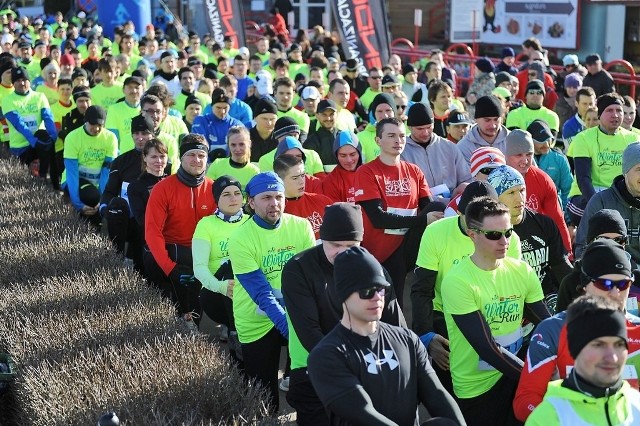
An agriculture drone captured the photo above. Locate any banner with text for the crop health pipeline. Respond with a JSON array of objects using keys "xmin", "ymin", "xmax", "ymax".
[
  {"xmin": 331, "ymin": 0, "xmax": 391, "ymax": 74},
  {"xmin": 450, "ymin": 0, "xmax": 579, "ymax": 48},
  {"xmin": 203, "ymin": 0, "xmax": 246, "ymax": 51}
]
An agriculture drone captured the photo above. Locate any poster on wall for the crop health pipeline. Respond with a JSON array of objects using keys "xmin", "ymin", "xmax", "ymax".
[
  {"xmin": 450, "ymin": 0, "xmax": 579, "ymax": 48},
  {"xmin": 450, "ymin": 0, "xmax": 483, "ymax": 43}
]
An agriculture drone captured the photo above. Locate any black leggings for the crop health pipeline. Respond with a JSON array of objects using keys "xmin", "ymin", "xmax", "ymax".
[
  {"xmin": 242, "ymin": 326, "xmax": 287, "ymax": 416},
  {"xmin": 143, "ymin": 243, "xmax": 202, "ymax": 321},
  {"xmin": 199, "ymin": 287, "xmax": 235, "ymax": 331},
  {"xmin": 104, "ymin": 196, "xmax": 143, "ymax": 272}
]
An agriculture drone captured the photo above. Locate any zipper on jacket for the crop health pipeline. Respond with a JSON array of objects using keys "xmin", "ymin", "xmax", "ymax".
[{"xmin": 604, "ymin": 387, "xmax": 612, "ymax": 426}]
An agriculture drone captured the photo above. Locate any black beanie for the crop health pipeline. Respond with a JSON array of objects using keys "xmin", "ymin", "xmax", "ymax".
[
  {"xmin": 273, "ymin": 116, "xmax": 300, "ymax": 140},
  {"xmin": 406, "ymin": 102, "xmax": 434, "ymax": 126},
  {"xmin": 368, "ymin": 93, "xmax": 396, "ymax": 116},
  {"xmin": 586, "ymin": 209, "xmax": 627, "ymax": 243},
  {"xmin": 319, "ymin": 203, "xmax": 364, "ymax": 242},
  {"xmin": 212, "ymin": 175, "xmax": 242, "ymax": 204},
  {"xmin": 597, "ymin": 93, "xmax": 624, "ymax": 117},
  {"xmin": 333, "ymin": 246, "xmax": 390, "ymax": 303},
  {"xmin": 581, "ymin": 239, "xmax": 632, "ymax": 282},
  {"xmin": 130, "ymin": 114, "xmax": 154, "ymax": 134},
  {"xmin": 567, "ymin": 300, "xmax": 628, "ymax": 359},
  {"xmin": 474, "ymin": 95, "xmax": 503, "ymax": 119},
  {"xmin": 458, "ymin": 181, "xmax": 499, "ymax": 215},
  {"xmin": 253, "ymin": 98, "xmax": 278, "ymax": 117}
]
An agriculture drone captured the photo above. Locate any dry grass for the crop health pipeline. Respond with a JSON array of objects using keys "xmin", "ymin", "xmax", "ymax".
[{"xmin": 0, "ymin": 157, "xmax": 279, "ymax": 425}]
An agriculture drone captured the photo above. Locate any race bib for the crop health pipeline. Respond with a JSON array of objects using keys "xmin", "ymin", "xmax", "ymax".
[
  {"xmin": 478, "ymin": 327, "xmax": 523, "ymax": 371},
  {"xmin": 384, "ymin": 207, "xmax": 417, "ymax": 235}
]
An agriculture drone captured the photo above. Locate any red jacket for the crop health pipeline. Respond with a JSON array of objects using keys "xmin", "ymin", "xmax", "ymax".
[
  {"xmin": 145, "ymin": 174, "xmax": 216, "ymax": 275},
  {"xmin": 524, "ymin": 166, "xmax": 572, "ymax": 254}
]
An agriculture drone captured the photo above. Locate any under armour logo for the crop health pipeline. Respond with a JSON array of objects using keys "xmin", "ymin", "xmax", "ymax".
[{"xmin": 363, "ymin": 350, "xmax": 399, "ymax": 374}]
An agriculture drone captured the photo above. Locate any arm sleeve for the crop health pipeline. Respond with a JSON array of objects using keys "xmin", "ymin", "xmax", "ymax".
[
  {"xmin": 415, "ymin": 334, "xmax": 466, "ymax": 424},
  {"xmin": 574, "ymin": 157, "xmax": 595, "ymax": 200},
  {"xmin": 543, "ymin": 217, "xmax": 574, "ymax": 287},
  {"xmin": 64, "ymin": 158, "xmax": 84, "ymax": 211},
  {"xmin": 574, "ymin": 193, "xmax": 603, "ymax": 259},
  {"xmin": 236, "ymin": 269, "xmax": 288, "ymax": 339},
  {"xmin": 411, "ymin": 267, "xmax": 438, "ymax": 336},
  {"xmin": 98, "ymin": 158, "xmax": 113, "ymax": 194},
  {"xmin": 99, "ymin": 161, "xmax": 123, "ymax": 208},
  {"xmin": 523, "ymin": 301, "xmax": 552, "ymax": 325},
  {"xmin": 358, "ymin": 199, "xmax": 427, "ymax": 230},
  {"xmin": 282, "ymin": 260, "xmax": 325, "ymax": 352},
  {"xmin": 192, "ymin": 238, "xmax": 227, "ymax": 294},
  {"xmin": 41, "ymin": 106, "xmax": 58, "ymax": 140},
  {"xmin": 558, "ymin": 155, "xmax": 573, "ymax": 209},
  {"xmin": 5, "ymin": 110, "xmax": 38, "ymax": 147},
  {"xmin": 451, "ymin": 311, "xmax": 524, "ymax": 380},
  {"xmin": 128, "ymin": 183, "xmax": 146, "ymax": 226}
]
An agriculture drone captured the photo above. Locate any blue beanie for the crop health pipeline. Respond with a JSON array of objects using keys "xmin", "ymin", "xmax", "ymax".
[
  {"xmin": 275, "ymin": 136, "xmax": 306, "ymax": 161},
  {"xmin": 333, "ymin": 130, "xmax": 362, "ymax": 165},
  {"xmin": 246, "ymin": 171, "xmax": 285, "ymax": 197},
  {"xmin": 501, "ymin": 47, "xmax": 515, "ymax": 58},
  {"xmin": 476, "ymin": 57, "xmax": 494, "ymax": 74},
  {"xmin": 487, "ymin": 165, "xmax": 525, "ymax": 196}
]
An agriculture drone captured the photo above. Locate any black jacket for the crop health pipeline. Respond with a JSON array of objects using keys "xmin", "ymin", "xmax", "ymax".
[{"xmin": 282, "ymin": 244, "xmax": 406, "ymax": 355}]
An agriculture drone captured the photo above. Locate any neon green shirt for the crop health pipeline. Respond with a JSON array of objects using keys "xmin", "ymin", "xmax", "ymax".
[
  {"xmin": 157, "ymin": 130, "xmax": 180, "ymax": 174},
  {"xmin": 567, "ymin": 126, "xmax": 638, "ymax": 197},
  {"xmin": 51, "ymin": 100, "xmax": 74, "ymax": 153},
  {"xmin": 91, "ymin": 82, "xmax": 124, "ymax": 107},
  {"xmin": 229, "ymin": 214, "xmax": 315, "ymax": 343},
  {"xmin": 358, "ymin": 124, "xmax": 378, "ymax": 163},
  {"xmin": 417, "ymin": 216, "xmax": 522, "ymax": 312},
  {"xmin": 192, "ymin": 213, "xmax": 250, "ymax": 293},
  {"xmin": 105, "ymin": 100, "xmax": 140, "ymax": 154},
  {"xmin": 506, "ymin": 105, "xmax": 560, "ymax": 132},
  {"xmin": 160, "ymin": 114, "xmax": 189, "ymax": 142},
  {"xmin": 288, "ymin": 62, "xmax": 310, "ymax": 79},
  {"xmin": 277, "ymin": 108, "xmax": 310, "ymax": 133},
  {"xmin": 35, "ymin": 84, "xmax": 59, "ymax": 105},
  {"xmin": 442, "ymin": 256, "xmax": 543, "ymax": 399},
  {"xmin": 360, "ymin": 88, "xmax": 380, "ymax": 112},
  {"xmin": 258, "ymin": 147, "xmax": 324, "ymax": 175},
  {"xmin": 174, "ymin": 91, "xmax": 210, "ymax": 115},
  {"xmin": 206, "ymin": 158, "xmax": 260, "ymax": 188},
  {"xmin": 2, "ymin": 89, "xmax": 51, "ymax": 150},
  {"xmin": 61, "ymin": 126, "xmax": 118, "ymax": 187},
  {"xmin": 0, "ymin": 83, "xmax": 14, "ymax": 143}
]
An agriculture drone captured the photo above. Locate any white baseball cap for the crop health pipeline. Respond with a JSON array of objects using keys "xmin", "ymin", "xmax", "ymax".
[{"xmin": 301, "ymin": 86, "xmax": 320, "ymax": 100}]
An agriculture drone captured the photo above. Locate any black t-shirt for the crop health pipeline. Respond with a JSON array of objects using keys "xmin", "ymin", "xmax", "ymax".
[
  {"xmin": 514, "ymin": 208, "xmax": 573, "ymax": 295},
  {"xmin": 308, "ymin": 322, "xmax": 436, "ymax": 425}
]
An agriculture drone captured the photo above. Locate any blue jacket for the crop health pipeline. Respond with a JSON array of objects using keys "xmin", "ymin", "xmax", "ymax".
[
  {"xmin": 191, "ymin": 112, "xmax": 244, "ymax": 153},
  {"xmin": 535, "ymin": 148, "xmax": 573, "ymax": 210},
  {"xmin": 561, "ymin": 114, "xmax": 584, "ymax": 145},
  {"xmin": 203, "ymin": 98, "xmax": 253, "ymax": 128}
]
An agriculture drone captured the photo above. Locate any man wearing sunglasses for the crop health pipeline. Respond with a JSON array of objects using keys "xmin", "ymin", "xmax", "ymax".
[
  {"xmin": 441, "ymin": 195, "xmax": 550, "ymax": 425},
  {"xmin": 575, "ymin": 141, "xmax": 640, "ymax": 261},
  {"xmin": 282, "ymin": 203, "xmax": 406, "ymax": 425},
  {"xmin": 488, "ymin": 165, "xmax": 572, "ymax": 303},
  {"xmin": 506, "ymin": 79, "xmax": 560, "ymax": 136},
  {"xmin": 515, "ymin": 240, "xmax": 640, "ymax": 423},
  {"xmin": 308, "ymin": 246, "xmax": 465, "ymax": 425}
]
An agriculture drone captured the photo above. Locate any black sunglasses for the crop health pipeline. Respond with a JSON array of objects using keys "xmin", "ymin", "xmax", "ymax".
[
  {"xmin": 478, "ymin": 167, "xmax": 495, "ymax": 175},
  {"xmin": 470, "ymin": 228, "xmax": 514, "ymax": 241},
  {"xmin": 528, "ymin": 89, "xmax": 544, "ymax": 95},
  {"xmin": 358, "ymin": 285, "xmax": 387, "ymax": 300},
  {"xmin": 596, "ymin": 235, "xmax": 628, "ymax": 245},
  {"xmin": 586, "ymin": 276, "xmax": 633, "ymax": 292}
]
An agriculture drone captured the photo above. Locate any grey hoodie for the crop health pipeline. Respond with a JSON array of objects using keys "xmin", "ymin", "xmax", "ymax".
[{"xmin": 456, "ymin": 124, "xmax": 510, "ymax": 164}]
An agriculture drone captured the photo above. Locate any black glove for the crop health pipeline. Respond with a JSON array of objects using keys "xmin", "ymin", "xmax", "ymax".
[
  {"xmin": 214, "ymin": 260, "xmax": 234, "ymax": 281},
  {"xmin": 169, "ymin": 264, "xmax": 196, "ymax": 287}
]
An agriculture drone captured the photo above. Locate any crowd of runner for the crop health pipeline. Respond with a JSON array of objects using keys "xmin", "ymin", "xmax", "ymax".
[{"xmin": 4, "ymin": 8, "xmax": 640, "ymax": 425}]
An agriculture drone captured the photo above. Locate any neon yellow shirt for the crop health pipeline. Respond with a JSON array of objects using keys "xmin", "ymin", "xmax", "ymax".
[
  {"xmin": 417, "ymin": 216, "xmax": 522, "ymax": 312},
  {"xmin": 105, "ymin": 100, "xmax": 140, "ymax": 154},
  {"xmin": 160, "ymin": 114, "xmax": 189, "ymax": 142},
  {"xmin": 506, "ymin": 105, "xmax": 560, "ymax": 132},
  {"xmin": 277, "ymin": 108, "xmax": 310, "ymax": 133},
  {"xmin": 567, "ymin": 126, "xmax": 637, "ymax": 197},
  {"xmin": 51, "ymin": 100, "xmax": 74, "ymax": 153},
  {"xmin": 35, "ymin": 84, "xmax": 59, "ymax": 105},
  {"xmin": 206, "ymin": 158, "xmax": 260, "ymax": 188},
  {"xmin": 229, "ymin": 214, "xmax": 315, "ymax": 343},
  {"xmin": 0, "ymin": 83, "xmax": 14, "ymax": 143},
  {"xmin": 174, "ymin": 91, "xmax": 210, "ymax": 115},
  {"xmin": 91, "ymin": 82, "xmax": 124, "ymax": 107},
  {"xmin": 258, "ymin": 147, "xmax": 324, "ymax": 175},
  {"xmin": 192, "ymin": 213, "xmax": 250, "ymax": 293},
  {"xmin": 61, "ymin": 126, "xmax": 118, "ymax": 187},
  {"xmin": 442, "ymin": 256, "xmax": 543, "ymax": 398}
]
